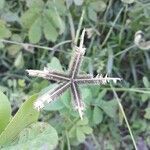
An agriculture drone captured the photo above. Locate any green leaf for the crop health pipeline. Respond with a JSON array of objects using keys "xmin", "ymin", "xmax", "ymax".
[
  {"xmin": 98, "ymin": 100, "xmax": 118, "ymax": 118},
  {"xmin": 7, "ymin": 45, "xmax": 22, "ymax": 57},
  {"xmin": 44, "ymin": 9, "xmax": 65, "ymax": 34},
  {"xmin": 90, "ymin": 1, "xmax": 106, "ymax": 12},
  {"xmin": 81, "ymin": 88, "xmax": 92, "ymax": 105},
  {"xmin": 88, "ymin": 7, "xmax": 97, "ymax": 22},
  {"xmin": 21, "ymin": 7, "xmax": 41, "ymax": 29},
  {"xmin": 61, "ymin": 89, "xmax": 71, "ymax": 108},
  {"xmin": 80, "ymin": 126, "xmax": 92, "ymax": 134},
  {"xmin": 69, "ymin": 126, "xmax": 76, "ymax": 138},
  {"xmin": 4, "ymin": 122, "xmax": 58, "ymax": 150},
  {"xmin": 44, "ymin": 99, "xmax": 64, "ymax": 111},
  {"xmin": 0, "ymin": 94, "xmax": 39, "ymax": 147},
  {"xmin": 143, "ymin": 76, "xmax": 150, "ymax": 88},
  {"xmin": 47, "ymin": 0, "xmax": 66, "ymax": 16},
  {"xmin": 29, "ymin": 18, "xmax": 42, "ymax": 43},
  {"xmin": 93, "ymin": 106, "xmax": 103, "ymax": 125},
  {"xmin": 76, "ymin": 128, "xmax": 85, "ymax": 143},
  {"xmin": 42, "ymin": 84, "xmax": 67, "ymax": 111},
  {"xmin": 43, "ymin": 17, "xmax": 58, "ymax": 42},
  {"xmin": 144, "ymin": 108, "xmax": 150, "ymax": 120},
  {"xmin": 88, "ymin": 1, "xmax": 106, "ymax": 22},
  {"xmin": 47, "ymin": 57, "xmax": 63, "ymax": 72},
  {"xmin": 0, "ymin": 91, "xmax": 11, "ymax": 134},
  {"xmin": 14, "ymin": 52, "xmax": 24, "ymax": 69},
  {"xmin": 76, "ymin": 117, "xmax": 88, "ymax": 126},
  {"xmin": 0, "ymin": 20, "xmax": 11, "ymax": 38}
]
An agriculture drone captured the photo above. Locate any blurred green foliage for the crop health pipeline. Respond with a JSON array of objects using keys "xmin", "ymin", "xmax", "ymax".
[{"xmin": 0, "ymin": 0, "xmax": 150, "ymax": 149}]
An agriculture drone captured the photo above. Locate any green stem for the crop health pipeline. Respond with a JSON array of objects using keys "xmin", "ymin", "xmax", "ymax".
[
  {"xmin": 111, "ymin": 85, "xmax": 138, "ymax": 150},
  {"xmin": 101, "ymin": 7, "xmax": 124, "ymax": 47},
  {"xmin": 65, "ymin": 131, "xmax": 71, "ymax": 150},
  {"xmin": 101, "ymin": 87, "xmax": 150, "ymax": 94},
  {"xmin": 74, "ymin": 8, "xmax": 85, "ymax": 45}
]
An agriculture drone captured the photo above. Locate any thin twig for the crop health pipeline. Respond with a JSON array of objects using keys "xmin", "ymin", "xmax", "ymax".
[
  {"xmin": 114, "ymin": 45, "xmax": 136, "ymax": 57},
  {"xmin": 111, "ymin": 84, "xmax": 138, "ymax": 150},
  {"xmin": 0, "ymin": 39, "xmax": 71, "ymax": 52}
]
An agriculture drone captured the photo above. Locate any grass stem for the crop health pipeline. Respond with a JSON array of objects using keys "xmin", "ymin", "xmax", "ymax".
[{"xmin": 111, "ymin": 85, "xmax": 138, "ymax": 150}]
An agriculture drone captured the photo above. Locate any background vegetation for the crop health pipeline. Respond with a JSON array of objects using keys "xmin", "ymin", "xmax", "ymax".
[{"xmin": 0, "ymin": 0, "xmax": 150, "ymax": 149}]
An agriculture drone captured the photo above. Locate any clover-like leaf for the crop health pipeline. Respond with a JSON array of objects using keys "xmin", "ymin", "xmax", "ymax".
[
  {"xmin": 29, "ymin": 18, "xmax": 42, "ymax": 43},
  {"xmin": 43, "ymin": 17, "xmax": 58, "ymax": 42}
]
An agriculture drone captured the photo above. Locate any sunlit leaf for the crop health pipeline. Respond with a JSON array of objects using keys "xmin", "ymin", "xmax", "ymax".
[
  {"xmin": 0, "ymin": 94, "xmax": 39, "ymax": 147},
  {"xmin": 0, "ymin": 91, "xmax": 11, "ymax": 134},
  {"xmin": 5, "ymin": 122, "xmax": 58, "ymax": 150}
]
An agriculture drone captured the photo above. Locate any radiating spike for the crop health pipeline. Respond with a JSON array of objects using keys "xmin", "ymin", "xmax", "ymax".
[
  {"xmin": 34, "ymin": 100, "xmax": 44, "ymax": 111},
  {"xmin": 71, "ymin": 82, "xmax": 85, "ymax": 119},
  {"xmin": 34, "ymin": 82, "xmax": 71, "ymax": 111},
  {"xmin": 26, "ymin": 69, "xmax": 70, "ymax": 82}
]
